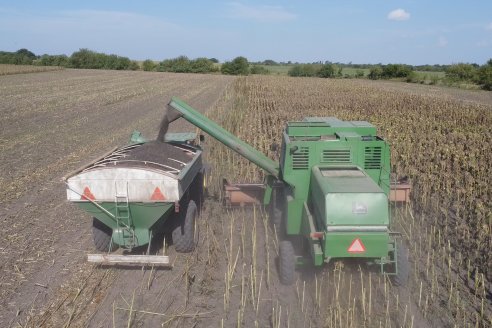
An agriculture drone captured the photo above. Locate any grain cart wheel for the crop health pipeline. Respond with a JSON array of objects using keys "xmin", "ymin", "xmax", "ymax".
[
  {"xmin": 393, "ymin": 241, "xmax": 410, "ymax": 287},
  {"xmin": 172, "ymin": 200, "xmax": 197, "ymax": 253},
  {"xmin": 190, "ymin": 172, "xmax": 204, "ymax": 214},
  {"xmin": 92, "ymin": 218, "xmax": 117, "ymax": 252},
  {"xmin": 279, "ymin": 240, "xmax": 296, "ymax": 285}
]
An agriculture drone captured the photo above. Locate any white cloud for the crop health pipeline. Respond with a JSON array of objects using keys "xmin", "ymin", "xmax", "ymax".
[
  {"xmin": 227, "ymin": 3, "xmax": 296, "ymax": 23},
  {"xmin": 437, "ymin": 36, "xmax": 448, "ymax": 47},
  {"xmin": 387, "ymin": 9, "xmax": 410, "ymax": 21},
  {"xmin": 486, "ymin": 22, "xmax": 492, "ymax": 31}
]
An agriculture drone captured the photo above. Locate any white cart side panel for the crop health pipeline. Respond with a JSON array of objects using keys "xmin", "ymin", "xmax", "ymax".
[{"xmin": 66, "ymin": 167, "xmax": 180, "ymax": 202}]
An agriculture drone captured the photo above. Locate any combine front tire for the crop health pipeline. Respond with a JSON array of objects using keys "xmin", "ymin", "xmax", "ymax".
[
  {"xmin": 92, "ymin": 218, "xmax": 117, "ymax": 252},
  {"xmin": 172, "ymin": 200, "xmax": 197, "ymax": 253},
  {"xmin": 279, "ymin": 240, "xmax": 296, "ymax": 285},
  {"xmin": 269, "ymin": 187, "xmax": 284, "ymax": 228}
]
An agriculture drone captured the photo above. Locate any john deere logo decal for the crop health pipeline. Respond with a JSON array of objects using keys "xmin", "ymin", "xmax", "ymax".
[{"xmin": 352, "ymin": 202, "xmax": 367, "ymax": 214}]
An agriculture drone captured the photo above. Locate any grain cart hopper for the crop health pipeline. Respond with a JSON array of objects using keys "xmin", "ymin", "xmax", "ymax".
[
  {"xmin": 63, "ymin": 133, "xmax": 204, "ymax": 265},
  {"xmin": 166, "ymin": 97, "xmax": 410, "ymax": 285}
]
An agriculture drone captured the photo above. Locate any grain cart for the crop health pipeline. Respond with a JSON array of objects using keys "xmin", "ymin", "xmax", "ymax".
[
  {"xmin": 63, "ymin": 132, "xmax": 204, "ymax": 265},
  {"xmin": 166, "ymin": 97, "xmax": 410, "ymax": 285}
]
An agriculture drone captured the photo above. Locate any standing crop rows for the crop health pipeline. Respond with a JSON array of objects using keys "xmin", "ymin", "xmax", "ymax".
[{"xmin": 205, "ymin": 76, "xmax": 492, "ymax": 327}]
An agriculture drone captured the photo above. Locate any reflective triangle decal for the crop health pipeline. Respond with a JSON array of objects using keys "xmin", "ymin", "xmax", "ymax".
[
  {"xmin": 81, "ymin": 187, "xmax": 96, "ymax": 201},
  {"xmin": 347, "ymin": 238, "xmax": 366, "ymax": 253},
  {"xmin": 151, "ymin": 187, "xmax": 166, "ymax": 201}
]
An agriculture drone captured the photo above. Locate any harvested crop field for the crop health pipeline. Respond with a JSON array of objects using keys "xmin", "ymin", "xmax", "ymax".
[
  {"xmin": 0, "ymin": 70, "xmax": 491, "ymax": 327},
  {"xmin": 0, "ymin": 64, "xmax": 64, "ymax": 76}
]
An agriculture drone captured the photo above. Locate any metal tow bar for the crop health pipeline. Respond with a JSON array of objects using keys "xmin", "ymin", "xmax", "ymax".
[{"xmin": 87, "ymin": 254, "xmax": 171, "ymax": 266}]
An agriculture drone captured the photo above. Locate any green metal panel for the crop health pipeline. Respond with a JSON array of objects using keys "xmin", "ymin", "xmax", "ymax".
[
  {"xmin": 325, "ymin": 232, "xmax": 389, "ymax": 259},
  {"xmin": 324, "ymin": 193, "xmax": 388, "ymax": 225},
  {"xmin": 280, "ymin": 118, "xmax": 391, "ymax": 236},
  {"xmin": 77, "ymin": 202, "xmax": 174, "ymax": 247},
  {"xmin": 310, "ymin": 167, "xmax": 389, "ymax": 227},
  {"xmin": 286, "ymin": 121, "xmax": 377, "ymax": 137},
  {"xmin": 300, "ymin": 203, "xmax": 324, "ymax": 266}
]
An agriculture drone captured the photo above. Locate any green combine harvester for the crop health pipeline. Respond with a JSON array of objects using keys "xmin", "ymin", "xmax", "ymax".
[{"xmin": 166, "ymin": 98, "xmax": 410, "ymax": 285}]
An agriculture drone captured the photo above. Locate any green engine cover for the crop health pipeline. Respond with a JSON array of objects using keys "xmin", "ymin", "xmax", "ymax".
[
  {"xmin": 310, "ymin": 166, "xmax": 390, "ymax": 260},
  {"xmin": 310, "ymin": 166, "xmax": 389, "ymax": 226}
]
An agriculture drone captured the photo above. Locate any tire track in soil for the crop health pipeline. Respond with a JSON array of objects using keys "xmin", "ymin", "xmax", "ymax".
[{"xmin": 0, "ymin": 69, "xmax": 235, "ymax": 327}]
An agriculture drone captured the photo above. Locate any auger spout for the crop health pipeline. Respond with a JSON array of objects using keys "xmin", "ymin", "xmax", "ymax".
[{"xmin": 167, "ymin": 97, "xmax": 280, "ymax": 178}]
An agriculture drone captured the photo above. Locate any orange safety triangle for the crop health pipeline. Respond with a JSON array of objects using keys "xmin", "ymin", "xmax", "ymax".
[
  {"xmin": 347, "ymin": 238, "xmax": 366, "ymax": 253},
  {"xmin": 81, "ymin": 187, "xmax": 96, "ymax": 200},
  {"xmin": 151, "ymin": 187, "xmax": 166, "ymax": 201}
]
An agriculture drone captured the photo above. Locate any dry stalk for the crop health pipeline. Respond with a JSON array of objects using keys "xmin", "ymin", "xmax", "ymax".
[{"xmin": 126, "ymin": 289, "xmax": 136, "ymax": 328}]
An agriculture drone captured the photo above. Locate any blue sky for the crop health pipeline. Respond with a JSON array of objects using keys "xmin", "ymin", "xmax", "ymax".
[{"xmin": 0, "ymin": 1, "xmax": 491, "ymax": 65}]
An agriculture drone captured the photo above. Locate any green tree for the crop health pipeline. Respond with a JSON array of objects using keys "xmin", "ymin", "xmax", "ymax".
[
  {"xmin": 355, "ymin": 70, "xmax": 365, "ymax": 78},
  {"xmin": 446, "ymin": 63, "xmax": 477, "ymax": 81},
  {"xmin": 129, "ymin": 60, "xmax": 140, "ymax": 71},
  {"xmin": 317, "ymin": 64, "xmax": 335, "ymax": 78},
  {"xmin": 221, "ymin": 56, "xmax": 249, "ymax": 75},
  {"xmin": 382, "ymin": 64, "xmax": 413, "ymax": 78},
  {"xmin": 250, "ymin": 65, "xmax": 270, "ymax": 75},
  {"xmin": 262, "ymin": 59, "xmax": 277, "ymax": 65},
  {"xmin": 190, "ymin": 57, "xmax": 216, "ymax": 73},
  {"xmin": 38, "ymin": 54, "xmax": 69, "ymax": 67},
  {"xmin": 142, "ymin": 59, "xmax": 156, "ymax": 71},
  {"xmin": 477, "ymin": 59, "xmax": 492, "ymax": 90},
  {"xmin": 288, "ymin": 64, "xmax": 318, "ymax": 77},
  {"xmin": 336, "ymin": 66, "xmax": 343, "ymax": 77},
  {"xmin": 69, "ymin": 49, "xmax": 98, "ymax": 68},
  {"xmin": 368, "ymin": 66, "xmax": 383, "ymax": 80}
]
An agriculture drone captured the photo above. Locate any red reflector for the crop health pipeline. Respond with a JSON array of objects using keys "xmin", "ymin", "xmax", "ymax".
[
  {"xmin": 347, "ymin": 238, "xmax": 366, "ymax": 253},
  {"xmin": 151, "ymin": 187, "xmax": 166, "ymax": 201},
  {"xmin": 81, "ymin": 187, "xmax": 95, "ymax": 200},
  {"xmin": 310, "ymin": 232, "xmax": 324, "ymax": 239}
]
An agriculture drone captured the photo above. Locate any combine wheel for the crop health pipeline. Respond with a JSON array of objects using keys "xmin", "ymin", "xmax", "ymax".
[
  {"xmin": 92, "ymin": 218, "xmax": 117, "ymax": 252},
  {"xmin": 393, "ymin": 241, "xmax": 409, "ymax": 286},
  {"xmin": 172, "ymin": 200, "xmax": 197, "ymax": 253},
  {"xmin": 269, "ymin": 187, "xmax": 284, "ymax": 228},
  {"xmin": 279, "ymin": 240, "xmax": 296, "ymax": 285}
]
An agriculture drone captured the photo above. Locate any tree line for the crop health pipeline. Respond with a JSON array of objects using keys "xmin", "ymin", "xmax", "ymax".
[
  {"xmin": 0, "ymin": 48, "xmax": 140, "ymax": 70},
  {"xmin": 1, "ymin": 48, "xmax": 491, "ymax": 90}
]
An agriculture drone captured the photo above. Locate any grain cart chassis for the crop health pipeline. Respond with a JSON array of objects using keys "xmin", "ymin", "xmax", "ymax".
[
  {"xmin": 64, "ymin": 132, "xmax": 204, "ymax": 266},
  {"xmin": 166, "ymin": 97, "xmax": 411, "ymax": 285}
]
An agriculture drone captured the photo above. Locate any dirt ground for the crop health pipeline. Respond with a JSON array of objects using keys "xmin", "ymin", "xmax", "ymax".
[
  {"xmin": 0, "ymin": 69, "xmax": 235, "ymax": 327},
  {"xmin": 1, "ymin": 70, "xmax": 490, "ymax": 327}
]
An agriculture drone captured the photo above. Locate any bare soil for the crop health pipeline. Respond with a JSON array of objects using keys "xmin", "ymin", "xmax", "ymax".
[
  {"xmin": 0, "ymin": 69, "xmax": 234, "ymax": 327},
  {"xmin": 1, "ymin": 70, "xmax": 489, "ymax": 327}
]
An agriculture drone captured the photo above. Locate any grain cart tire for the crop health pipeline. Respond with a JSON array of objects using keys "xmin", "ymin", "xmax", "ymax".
[
  {"xmin": 393, "ymin": 241, "xmax": 410, "ymax": 287},
  {"xmin": 172, "ymin": 200, "xmax": 197, "ymax": 253},
  {"xmin": 279, "ymin": 240, "xmax": 296, "ymax": 285},
  {"xmin": 92, "ymin": 218, "xmax": 117, "ymax": 252},
  {"xmin": 190, "ymin": 172, "xmax": 204, "ymax": 214}
]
